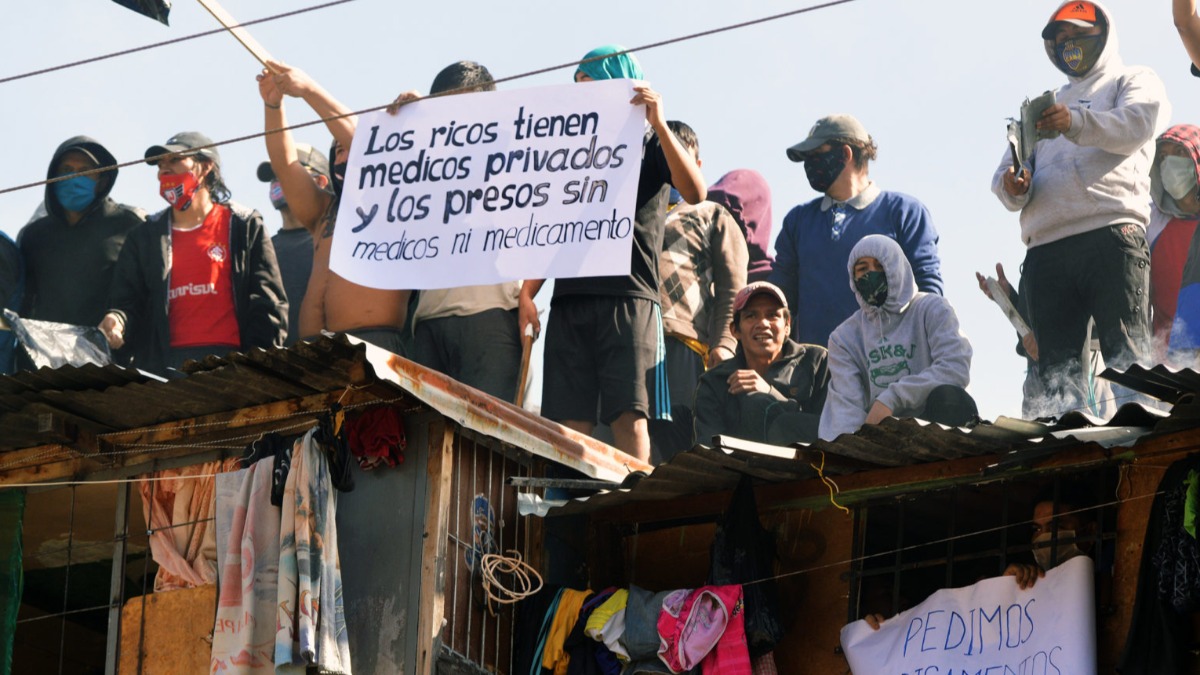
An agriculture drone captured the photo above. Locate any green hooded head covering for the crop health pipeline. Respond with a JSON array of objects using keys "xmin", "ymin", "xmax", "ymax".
[{"xmin": 576, "ymin": 44, "xmax": 644, "ymax": 81}]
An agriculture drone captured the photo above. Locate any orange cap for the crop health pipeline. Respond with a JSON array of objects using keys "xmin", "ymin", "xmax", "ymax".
[
  {"xmin": 1042, "ymin": 2, "xmax": 1101, "ymax": 39},
  {"xmin": 1050, "ymin": 1, "xmax": 1098, "ymax": 24}
]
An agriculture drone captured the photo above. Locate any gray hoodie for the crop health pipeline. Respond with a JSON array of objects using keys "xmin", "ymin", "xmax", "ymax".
[
  {"xmin": 818, "ymin": 235, "xmax": 972, "ymax": 441},
  {"xmin": 990, "ymin": 1, "xmax": 1170, "ymax": 248}
]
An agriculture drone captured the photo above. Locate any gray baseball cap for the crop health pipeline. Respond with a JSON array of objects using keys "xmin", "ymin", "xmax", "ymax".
[
  {"xmin": 144, "ymin": 131, "xmax": 221, "ymax": 167},
  {"xmin": 786, "ymin": 114, "xmax": 871, "ymax": 162},
  {"xmin": 257, "ymin": 143, "xmax": 331, "ymax": 182}
]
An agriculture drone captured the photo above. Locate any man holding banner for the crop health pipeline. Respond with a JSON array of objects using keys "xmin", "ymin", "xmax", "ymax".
[
  {"xmin": 519, "ymin": 46, "xmax": 707, "ymax": 463},
  {"xmin": 258, "ymin": 60, "xmax": 412, "ymax": 354},
  {"xmin": 405, "ymin": 62, "xmax": 525, "ymax": 404}
]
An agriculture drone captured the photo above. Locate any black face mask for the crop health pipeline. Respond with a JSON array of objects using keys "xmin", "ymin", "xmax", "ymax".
[
  {"xmin": 1053, "ymin": 33, "xmax": 1105, "ymax": 77},
  {"xmin": 854, "ymin": 270, "xmax": 888, "ymax": 307},
  {"xmin": 329, "ymin": 141, "xmax": 346, "ymax": 202},
  {"xmin": 804, "ymin": 146, "xmax": 848, "ymax": 193}
]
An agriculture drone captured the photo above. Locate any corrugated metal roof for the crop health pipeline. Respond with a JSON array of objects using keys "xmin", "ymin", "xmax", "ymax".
[
  {"xmin": 4, "ymin": 344, "xmax": 1195, "ymax": 498},
  {"xmin": 0, "ymin": 335, "xmax": 647, "ymax": 483},
  {"xmin": 1100, "ymin": 364, "xmax": 1200, "ymax": 404},
  {"xmin": 544, "ymin": 400, "xmax": 1176, "ymax": 516}
]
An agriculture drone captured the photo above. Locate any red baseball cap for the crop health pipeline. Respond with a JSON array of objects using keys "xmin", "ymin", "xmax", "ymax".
[{"xmin": 732, "ymin": 281, "xmax": 789, "ymax": 314}]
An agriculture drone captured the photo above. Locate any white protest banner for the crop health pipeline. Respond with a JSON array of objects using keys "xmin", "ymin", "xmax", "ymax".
[
  {"xmin": 330, "ymin": 80, "xmax": 646, "ymax": 290},
  {"xmin": 840, "ymin": 556, "xmax": 1096, "ymax": 675}
]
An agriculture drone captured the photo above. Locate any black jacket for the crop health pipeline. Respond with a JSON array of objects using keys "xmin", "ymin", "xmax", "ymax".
[
  {"xmin": 107, "ymin": 202, "xmax": 287, "ymax": 375},
  {"xmin": 18, "ymin": 135, "xmax": 145, "ymax": 326},
  {"xmin": 693, "ymin": 338, "xmax": 830, "ymax": 446}
]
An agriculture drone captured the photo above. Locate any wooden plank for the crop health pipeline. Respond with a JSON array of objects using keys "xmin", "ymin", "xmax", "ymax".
[
  {"xmin": 523, "ymin": 460, "xmax": 547, "ymax": 574},
  {"xmin": 118, "ymin": 585, "xmax": 217, "ymax": 673},
  {"xmin": 98, "ymin": 388, "xmax": 378, "ymax": 448},
  {"xmin": 417, "ymin": 420, "xmax": 456, "ymax": 675},
  {"xmin": 0, "ymin": 388, "xmax": 409, "ymax": 486}
]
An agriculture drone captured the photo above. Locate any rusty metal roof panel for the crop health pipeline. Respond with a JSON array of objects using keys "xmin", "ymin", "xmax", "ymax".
[
  {"xmin": 357, "ymin": 339, "xmax": 649, "ymax": 483},
  {"xmin": 546, "ymin": 443, "xmax": 822, "ymax": 516},
  {"xmin": 0, "ymin": 334, "xmax": 647, "ymax": 484}
]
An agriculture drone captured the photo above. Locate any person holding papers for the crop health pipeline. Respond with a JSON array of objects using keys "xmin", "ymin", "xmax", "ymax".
[
  {"xmin": 519, "ymin": 45, "xmax": 706, "ymax": 464},
  {"xmin": 991, "ymin": 1, "xmax": 1169, "ymax": 407}
]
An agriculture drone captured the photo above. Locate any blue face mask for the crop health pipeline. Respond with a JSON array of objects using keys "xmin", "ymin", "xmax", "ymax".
[{"xmin": 54, "ymin": 174, "xmax": 98, "ymax": 213}]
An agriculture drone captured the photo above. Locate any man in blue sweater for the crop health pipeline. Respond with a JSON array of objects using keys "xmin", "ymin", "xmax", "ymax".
[{"xmin": 770, "ymin": 114, "xmax": 943, "ymax": 347}]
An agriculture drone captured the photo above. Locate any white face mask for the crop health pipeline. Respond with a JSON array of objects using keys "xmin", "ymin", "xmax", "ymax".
[
  {"xmin": 1160, "ymin": 155, "xmax": 1198, "ymax": 201},
  {"xmin": 1031, "ymin": 530, "xmax": 1086, "ymax": 570}
]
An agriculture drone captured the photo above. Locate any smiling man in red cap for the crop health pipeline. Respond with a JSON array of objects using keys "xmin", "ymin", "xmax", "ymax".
[
  {"xmin": 692, "ymin": 281, "xmax": 829, "ymax": 446},
  {"xmin": 991, "ymin": 1, "xmax": 1169, "ymax": 409}
]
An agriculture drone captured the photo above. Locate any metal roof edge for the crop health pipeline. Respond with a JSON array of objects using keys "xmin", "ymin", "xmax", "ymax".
[{"xmin": 353, "ymin": 336, "xmax": 649, "ymax": 483}]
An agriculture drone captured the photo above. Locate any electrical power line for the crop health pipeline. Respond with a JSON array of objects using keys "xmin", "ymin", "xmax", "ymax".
[
  {"xmin": 0, "ymin": 0, "xmax": 858, "ymax": 197},
  {"xmin": 0, "ymin": 0, "xmax": 359, "ymax": 86}
]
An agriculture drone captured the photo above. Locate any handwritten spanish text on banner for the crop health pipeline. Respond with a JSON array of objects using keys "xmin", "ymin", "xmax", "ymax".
[
  {"xmin": 330, "ymin": 80, "xmax": 646, "ymax": 290},
  {"xmin": 840, "ymin": 556, "xmax": 1096, "ymax": 674}
]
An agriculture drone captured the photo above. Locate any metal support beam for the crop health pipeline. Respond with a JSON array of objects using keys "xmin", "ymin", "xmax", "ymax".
[{"xmin": 104, "ymin": 481, "xmax": 130, "ymax": 675}]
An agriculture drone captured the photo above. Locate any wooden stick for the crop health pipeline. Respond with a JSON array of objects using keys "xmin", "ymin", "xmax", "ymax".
[
  {"xmin": 195, "ymin": 0, "xmax": 277, "ymax": 71},
  {"xmin": 515, "ymin": 324, "xmax": 534, "ymax": 408}
]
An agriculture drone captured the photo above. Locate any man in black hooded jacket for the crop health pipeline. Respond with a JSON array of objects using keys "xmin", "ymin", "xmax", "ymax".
[{"xmin": 18, "ymin": 136, "xmax": 145, "ymax": 334}]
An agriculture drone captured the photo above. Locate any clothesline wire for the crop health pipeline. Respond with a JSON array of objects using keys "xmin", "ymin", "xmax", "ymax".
[
  {"xmin": 741, "ymin": 488, "xmax": 1165, "ymax": 588},
  {"xmin": 3, "ymin": 455, "xmax": 1173, "ymax": 612},
  {"xmin": 0, "ymin": 472, "xmax": 225, "ymax": 489},
  {"xmin": 93, "ymin": 384, "xmax": 381, "ymax": 439},
  {"xmin": 16, "ymin": 602, "xmax": 114, "ymax": 625},
  {"xmin": 0, "ymin": 0, "xmax": 359, "ymax": 86},
  {"xmin": 144, "ymin": 515, "xmax": 216, "ymax": 535},
  {"xmin": 0, "ymin": 0, "xmax": 858, "ymax": 198}
]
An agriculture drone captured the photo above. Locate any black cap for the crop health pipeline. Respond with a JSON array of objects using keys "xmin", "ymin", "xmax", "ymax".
[
  {"xmin": 256, "ymin": 143, "xmax": 331, "ymax": 182},
  {"xmin": 60, "ymin": 144, "xmax": 103, "ymax": 167},
  {"xmin": 144, "ymin": 131, "xmax": 221, "ymax": 167}
]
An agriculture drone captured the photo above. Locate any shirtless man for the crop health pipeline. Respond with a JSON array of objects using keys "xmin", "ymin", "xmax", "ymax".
[{"xmin": 257, "ymin": 61, "xmax": 410, "ymax": 353}]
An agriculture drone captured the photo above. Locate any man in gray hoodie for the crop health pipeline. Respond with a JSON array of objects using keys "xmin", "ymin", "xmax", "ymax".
[
  {"xmin": 991, "ymin": 1, "xmax": 1169, "ymax": 408},
  {"xmin": 819, "ymin": 235, "xmax": 975, "ymax": 441}
]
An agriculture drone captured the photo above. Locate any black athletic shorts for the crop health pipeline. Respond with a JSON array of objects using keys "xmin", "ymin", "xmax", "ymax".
[{"xmin": 541, "ymin": 295, "xmax": 669, "ymax": 425}]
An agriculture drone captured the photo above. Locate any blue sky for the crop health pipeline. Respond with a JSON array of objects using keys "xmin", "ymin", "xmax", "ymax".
[{"xmin": 2, "ymin": 0, "xmax": 1198, "ymax": 421}]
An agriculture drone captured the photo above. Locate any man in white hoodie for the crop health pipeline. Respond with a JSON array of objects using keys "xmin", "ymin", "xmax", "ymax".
[
  {"xmin": 992, "ymin": 1, "xmax": 1170, "ymax": 409},
  {"xmin": 819, "ymin": 235, "xmax": 974, "ymax": 441}
]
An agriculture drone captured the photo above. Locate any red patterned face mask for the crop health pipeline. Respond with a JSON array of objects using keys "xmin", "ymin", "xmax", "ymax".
[{"xmin": 159, "ymin": 171, "xmax": 200, "ymax": 211}]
